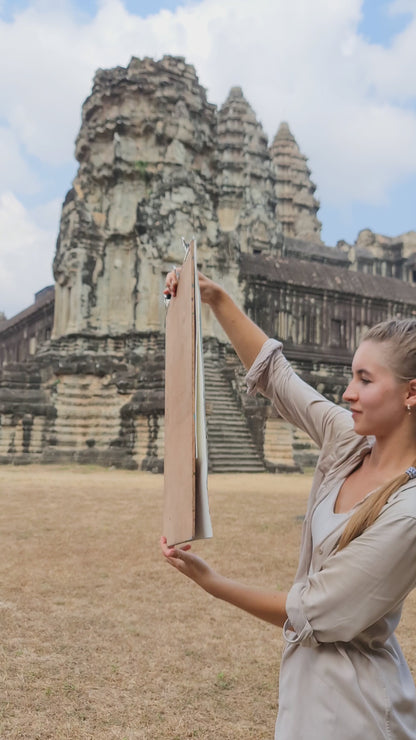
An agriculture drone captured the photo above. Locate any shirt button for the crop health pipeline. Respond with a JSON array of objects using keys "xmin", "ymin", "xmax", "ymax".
[{"xmin": 318, "ymin": 547, "xmax": 324, "ymax": 555}]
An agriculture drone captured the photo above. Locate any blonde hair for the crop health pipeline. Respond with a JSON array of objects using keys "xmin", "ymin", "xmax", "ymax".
[{"xmin": 337, "ymin": 318, "xmax": 416, "ymax": 551}]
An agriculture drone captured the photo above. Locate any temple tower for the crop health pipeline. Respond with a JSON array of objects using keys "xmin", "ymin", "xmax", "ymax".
[
  {"xmin": 216, "ymin": 87, "xmax": 279, "ymax": 257},
  {"xmin": 52, "ymin": 55, "xmax": 218, "ymax": 339},
  {"xmin": 270, "ymin": 121, "xmax": 322, "ymax": 243}
]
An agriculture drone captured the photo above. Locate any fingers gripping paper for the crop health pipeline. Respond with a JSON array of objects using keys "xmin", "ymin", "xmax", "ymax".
[{"xmin": 163, "ymin": 240, "xmax": 212, "ymax": 547}]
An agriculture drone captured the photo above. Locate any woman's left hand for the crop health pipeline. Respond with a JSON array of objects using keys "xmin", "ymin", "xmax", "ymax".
[
  {"xmin": 160, "ymin": 536, "xmax": 217, "ymax": 593},
  {"xmin": 161, "ymin": 537, "xmax": 288, "ymax": 627}
]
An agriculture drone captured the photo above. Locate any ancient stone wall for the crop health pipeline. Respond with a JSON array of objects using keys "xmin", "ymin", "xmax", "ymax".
[
  {"xmin": 1, "ymin": 55, "xmax": 416, "ymax": 471},
  {"xmin": 0, "ymin": 287, "xmax": 54, "ymax": 366},
  {"xmin": 338, "ymin": 228, "xmax": 416, "ymax": 282},
  {"xmin": 242, "ymin": 252, "xmax": 416, "ymax": 357}
]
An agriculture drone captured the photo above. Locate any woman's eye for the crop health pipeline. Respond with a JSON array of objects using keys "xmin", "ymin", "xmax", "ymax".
[{"xmin": 361, "ymin": 378, "xmax": 371, "ymax": 385}]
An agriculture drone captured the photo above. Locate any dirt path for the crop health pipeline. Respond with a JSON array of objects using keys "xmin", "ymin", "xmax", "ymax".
[{"xmin": 0, "ymin": 467, "xmax": 414, "ymax": 739}]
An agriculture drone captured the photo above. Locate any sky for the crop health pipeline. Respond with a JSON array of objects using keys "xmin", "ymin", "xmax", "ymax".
[{"xmin": 0, "ymin": 0, "xmax": 415, "ymax": 318}]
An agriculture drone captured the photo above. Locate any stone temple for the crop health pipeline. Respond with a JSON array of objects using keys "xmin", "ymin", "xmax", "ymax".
[{"xmin": 1, "ymin": 55, "xmax": 416, "ymax": 472}]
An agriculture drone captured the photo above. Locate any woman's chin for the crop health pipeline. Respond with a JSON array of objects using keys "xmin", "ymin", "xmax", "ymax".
[{"xmin": 352, "ymin": 417, "xmax": 367, "ymax": 435}]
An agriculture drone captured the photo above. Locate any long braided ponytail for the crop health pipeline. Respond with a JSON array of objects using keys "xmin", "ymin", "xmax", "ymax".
[{"xmin": 337, "ymin": 463, "xmax": 416, "ymax": 551}]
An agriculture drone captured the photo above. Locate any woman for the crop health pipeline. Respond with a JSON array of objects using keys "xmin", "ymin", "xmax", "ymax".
[{"xmin": 161, "ymin": 271, "xmax": 416, "ymax": 739}]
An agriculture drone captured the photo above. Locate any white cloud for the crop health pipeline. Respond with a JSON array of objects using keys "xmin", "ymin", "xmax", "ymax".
[
  {"xmin": 307, "ymin": 103, "xmax": 416, "ymax": 205},
  {"xmin": 0, "ymin": 0, "xmax": 416, "ymax": 315},
  {"xmin": 0, "ymin": 5, "xmax": 97, "ymax": 163},
  {"xmin": 0, "ymin": 192, "xmax": 55, "ymax": 318},
  {"xmin": 31, "ymin": 197, "xmax": 62, "ymax": 231},
  {"xmin": 0, "ymin": 127, "xmax": 39, "ymax": 194},
  {"xmin": 1, "ymin": 0, "xmax": 415, "ymax": 196},
  {"xmin": 388, "ymin": 0, "xmax": 416, "ymax": 16},
  {"xmin": 357, "ymin": 13, "xmax": 416, "ymax": 103}
]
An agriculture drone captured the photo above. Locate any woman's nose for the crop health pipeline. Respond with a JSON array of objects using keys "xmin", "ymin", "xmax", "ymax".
[{"xmin": 343, "ymin": 381, "xmax": 357, "ymax": 402}]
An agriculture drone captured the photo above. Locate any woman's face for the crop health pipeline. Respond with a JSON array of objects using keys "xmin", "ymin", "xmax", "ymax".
[{"xmin": 342, "ymin": 340, "xmax": 408, "ymax": 438}]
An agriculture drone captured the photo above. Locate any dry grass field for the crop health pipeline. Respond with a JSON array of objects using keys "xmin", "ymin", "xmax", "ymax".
[{"xmin": 0, "ymin": 467, "xmax": 415, "ymax": 740}]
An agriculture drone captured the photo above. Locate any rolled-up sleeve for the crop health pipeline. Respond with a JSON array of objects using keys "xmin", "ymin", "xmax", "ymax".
[
  {"xmin": 283, "ymin": 582, "xmax": 320, "ymax": 647},
  {"xmin": 245, "ymin": 338, "xmax": 284, "ymax": 396},
  {"xmin": 284, "ymin": 511, "xmax": 416, "ymax": 647},
  {"xmin": 245, "ymin": 338, "xmax": 352, "ymax": 449}
]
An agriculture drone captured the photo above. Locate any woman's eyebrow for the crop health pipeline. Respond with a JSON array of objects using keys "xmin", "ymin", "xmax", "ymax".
[{"xmin": 353, "ymin": 368, "xmax": 373, "ymax": 377}]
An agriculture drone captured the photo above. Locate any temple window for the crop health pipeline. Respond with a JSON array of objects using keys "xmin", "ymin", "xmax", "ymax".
[
  {"xmin": 302, "ymin": 313, "xmax": 317, "ymax": 344},
  {"xmin": 330, "ymin": 318, "xmax": 346, "ymax": 347}
]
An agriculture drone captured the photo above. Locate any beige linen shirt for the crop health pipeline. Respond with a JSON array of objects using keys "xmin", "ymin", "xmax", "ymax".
[{"xmin": 246, "ymin": 339, "xmax": 416, "ymax": 740}]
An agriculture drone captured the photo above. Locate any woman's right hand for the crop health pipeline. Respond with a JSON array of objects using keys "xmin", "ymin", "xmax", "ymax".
[{"xmin": 198, "ymin": 272, "xmax": 224, "ymax": 306}]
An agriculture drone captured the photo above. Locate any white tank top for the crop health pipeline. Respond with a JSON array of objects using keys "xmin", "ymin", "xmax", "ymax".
[{"xmin": 311, "ymin": 482, "xmax": 352, "ymax": 549}]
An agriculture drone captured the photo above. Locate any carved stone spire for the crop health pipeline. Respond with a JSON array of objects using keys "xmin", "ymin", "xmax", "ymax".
[
  {"xmin": 216, "ymin": 86, "xmax": 279, "ymax": 255},
  {"xmin": 270, "ymin": 122, "xmax": 322, "ymax": 243}
]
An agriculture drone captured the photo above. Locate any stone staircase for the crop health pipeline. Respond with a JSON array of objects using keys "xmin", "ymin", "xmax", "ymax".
[
  {"xmin": 263, "ymin": 418, "xmax": 299, "ymax": 471},
  {"xmin": 203, "ymin": 357, "xmax": 265, "ymax": 473},
  {"xmin": 292, "ymin": 426, "xmax": 320, "ymax": 469}
]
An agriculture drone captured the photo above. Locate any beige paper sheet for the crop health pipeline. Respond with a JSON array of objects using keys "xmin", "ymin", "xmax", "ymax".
[{"xmin": 163, "ymin": 240, "xmax": 212, "ymax": 546}]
